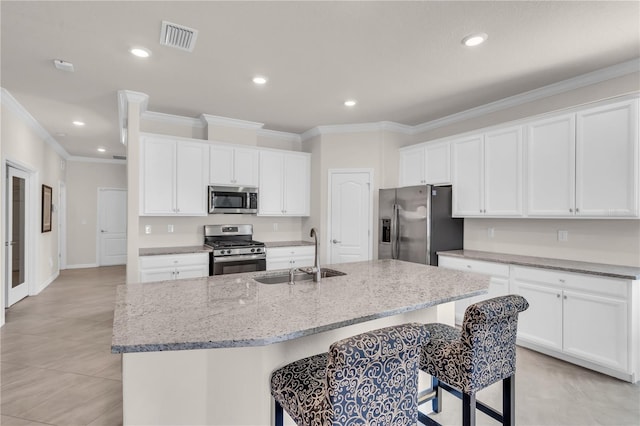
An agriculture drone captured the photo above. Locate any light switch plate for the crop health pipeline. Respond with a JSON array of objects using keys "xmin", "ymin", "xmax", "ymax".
[
  {"xmin": 168, "ymin": 224, "xmax": 174, "ymax": 233},
  {"xmin": 558, "ymin": 230, "xmax": 568, "ymax": 242}
]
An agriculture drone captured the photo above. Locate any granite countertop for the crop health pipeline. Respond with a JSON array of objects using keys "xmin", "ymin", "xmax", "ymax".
[
  {"xmin": 112, "ymin": 259, "xmax": 489, "ymax": 353},
  {"xmin": 438, "ymin": 250, "xmax": 640, "ymax": 280},
  {"xmin": 139, "ymin": 245, "xmax": 213, "ymax": 256},
  {"xmin": 264, "ymin": 240, "xmax": 315, "ymax": 248}
]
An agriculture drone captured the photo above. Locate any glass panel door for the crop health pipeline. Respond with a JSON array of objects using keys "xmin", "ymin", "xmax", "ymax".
[{"xmin": 6, "ymin": 166, "xmax": 29, "ymax": 306}]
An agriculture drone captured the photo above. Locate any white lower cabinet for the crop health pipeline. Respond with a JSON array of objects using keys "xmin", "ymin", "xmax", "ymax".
[
  {"xmin": 139, "ymin": 253, "xmax": 209, "ymax": 283},
  {"xmin": 439, "ymin": 256, "xmax": 638, "ymax": 383},
  {"xmin": 511, "ymin": 266, "xmax": 634, "ymax": 381},
  {"xmin": 437, "ymin": 256, "xmax": 510, "ymax": 325},
  {"xmin": 266, "ymin": 246, "xmax": 314, "ymax": 271}
]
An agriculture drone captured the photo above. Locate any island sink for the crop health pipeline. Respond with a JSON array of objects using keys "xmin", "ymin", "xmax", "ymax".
[{"xmin": 254, "ymin": 268, "xmax": 346, "ymax": 284}]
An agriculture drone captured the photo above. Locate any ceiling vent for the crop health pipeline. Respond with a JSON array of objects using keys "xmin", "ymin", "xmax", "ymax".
[
  {"xmin": 160, "ymin": 21, "xmax": 198, "ymax": 52},
  {"xmin": 113, "ymin": 155, "xmax": 127, "ymax": 160}
]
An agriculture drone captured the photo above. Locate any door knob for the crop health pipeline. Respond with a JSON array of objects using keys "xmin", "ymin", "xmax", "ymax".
[{"xmin": 332, "ymin": 239, "xmax": 341, "ymax": 244}]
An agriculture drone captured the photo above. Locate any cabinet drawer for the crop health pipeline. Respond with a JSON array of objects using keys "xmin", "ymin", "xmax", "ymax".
[
  {"xmin": 512, "ymin": 266, "xmax": 628, "ymax": 298},
  {"xmin": 267, "ymin": 246, "xmax": 314, "ymax": 259},
  {"xmin": 438, "ymin": 256, "xmax": 509, "ymax": 277},
  {"xmin": 139, "ymin": 253, "xmax": 209, "ymax": 269}
]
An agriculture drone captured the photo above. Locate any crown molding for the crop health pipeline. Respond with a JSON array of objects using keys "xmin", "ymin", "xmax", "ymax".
[
  {"xmin": 412, "ymin": 58, "xmax": 640, "ymax": 135},
  {"xmin": 257, "ymin": 128, "xmax": 301, "ymax": 144},
  {"xmin": 67, "ymin": 156, "xmax": 127, "ymax": 165},
  {"xmin": 142, "ymin": 110, "xmax": 205, "ymax": 128},
  {"xmin": 200, "ymin": 113, "xmax": 264, "ymax": 130},
  {"xmin": 301, "ymin": 121, "xmax": 413, "ymax": 142},
  {"xmin": 1, "ymin": 87, "xmax": 70, "ymax": 159},
  {"xmin": 118, "ymin": 90, "xmax": 149, "ymax": 145}
]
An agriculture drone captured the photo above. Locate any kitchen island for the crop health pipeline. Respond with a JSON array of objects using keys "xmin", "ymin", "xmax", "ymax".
[{"xmin": 112, "ymin": 259, "xmax": 490, "ymax": 425}]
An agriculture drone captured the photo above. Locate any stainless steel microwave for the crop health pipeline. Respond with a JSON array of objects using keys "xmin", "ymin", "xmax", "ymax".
[{"xmin": 208, "ymin": 186, "xmax": 258, "ymax": 214}]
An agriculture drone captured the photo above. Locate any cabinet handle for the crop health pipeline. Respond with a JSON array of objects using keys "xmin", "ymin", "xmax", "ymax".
[
  {"xmin": 575, "ymin": 208, "xmax": 579, "ymax": 213},
  {"xmin": 569, "ymin": 208, "xmax": 573, "ymax": 213},
  {"xmin": 559, "ymin": 279, "xmax": 565, "ymax": 283},
  {"xmin": 466, "ymin": 265, "xmax": 471, "ymax": 269},
  {"xmin": 557, "ymin": 294, "xmax": 561, "ymax": 298},
  {"xmin": 176, "ymin": 270, "xmax": 180, "ymax": 275},
  {"xmin": 563, "ymin": 295, "xmax": 567, "ymax": 300},
  {"xmin": 332, "ymin": 239, "xmax": 341, "ymax": 244}
]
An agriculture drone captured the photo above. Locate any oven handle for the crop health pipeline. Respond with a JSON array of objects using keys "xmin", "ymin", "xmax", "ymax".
[{"xmin": 214, "ymin": 254, "xmax": 266, "ymax": 263}]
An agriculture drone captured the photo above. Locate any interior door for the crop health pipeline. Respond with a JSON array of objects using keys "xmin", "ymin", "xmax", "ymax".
[
  {"xmin": 329, "ymin": 171, "xmax": 371, "ymax": 264},
  {"xmin": 6, "ymin": 166, "xmax": 29, "ymax": 306},
  {"xmin": 98, "ymin": 188, "xmax": 127, "ymax": 266}
]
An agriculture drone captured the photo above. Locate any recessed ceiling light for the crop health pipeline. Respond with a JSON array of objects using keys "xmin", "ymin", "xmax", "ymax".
[
  {"xmin": 461, "ymin": 33, "xmax": 488, "ymax": 47},
  {"xmin": 253, "ymin": 76, "xmax": 267, "ymax": 85},
  {"xmin": 97, "ymin": 148, "xmax": 106, "ymax": 153},
  {"xmin": 72, "ymin": 120, "xmax": 85, "ymax": 127},
  {"xmin": 130, "ymin": 47, "xmax": 151, "ymax": 58},
  {"xmin": 344, "ymin": 100, "xmax": 357, "ymax": 107},
  {"xmin": 53, "ymin": 59, "xmax": 74, "ymax": 72}
]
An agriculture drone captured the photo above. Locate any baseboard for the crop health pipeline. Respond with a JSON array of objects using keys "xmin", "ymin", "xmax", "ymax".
[
  {"xmin": 36, "ymin": 270, "xmax": 60, "ymax": 294},
  {"xmin": 65, "ymin": 263, "xmax": 99, "ymax": 270}
]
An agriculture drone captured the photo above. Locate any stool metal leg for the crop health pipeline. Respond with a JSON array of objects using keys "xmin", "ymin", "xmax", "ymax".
[
  {"xmin": 432, "ymin": 376, "xmax": 442, "ymax": 413},
  {"xmin": 275, "ymin": 400, "xmax": 284, "ymax": 426},
  {"xmin": 462, "ymin": 392, "xmax": 477, "ymax": 426},
  {"xmin": 503, "ymin": 375, "xmax": 515, "ymax": 426}
]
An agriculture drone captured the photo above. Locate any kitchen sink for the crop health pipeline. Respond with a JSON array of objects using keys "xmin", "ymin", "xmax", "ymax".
[{"xmin": 254, "ymin": 268, "xmax": 346, "ymax": 284}]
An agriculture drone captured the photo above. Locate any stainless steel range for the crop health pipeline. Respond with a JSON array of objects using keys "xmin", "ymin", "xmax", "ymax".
[{"xmin": 204, "ymin": 224, "xmax": 266, "ymax": 276}]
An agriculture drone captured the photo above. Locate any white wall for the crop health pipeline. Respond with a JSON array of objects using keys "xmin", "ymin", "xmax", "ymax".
[
  {"xmin": 302, "ymin": 129, "xmax": 411, "ymax": 263},
  {"xmin": 65, "ymin": 160, "xmax": 127, "ymax": 267},
  {"xmin": 411, "ymin": 72, "xmax": 640, "ymax": 267},
  {"xmin": 1, "ymin": 99, "xmax": 65, "ymax": 323}
]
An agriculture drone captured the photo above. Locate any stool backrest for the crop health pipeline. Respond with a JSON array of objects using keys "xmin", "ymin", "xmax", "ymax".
[
  {"xmin": 460, "ymin": 295, "xmax": 529, "ymax": 393},
  {"xmin": 322, "ymin": 323, "xmax": 429, "ymax": 425}
]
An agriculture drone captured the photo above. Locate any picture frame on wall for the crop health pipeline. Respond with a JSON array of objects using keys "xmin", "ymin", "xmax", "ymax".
[{"xmin": 42, "ymin": 184, "xmax": 52, "ymax": 233}]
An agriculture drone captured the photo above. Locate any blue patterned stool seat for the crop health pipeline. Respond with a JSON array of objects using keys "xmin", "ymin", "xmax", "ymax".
[
  {"xmin": 270, "ymin": 323, "xmax": 430, "ymax": 426},
  {"xmin": 418, "ymin": 295, "xmax": 529, "ymax": 426}
]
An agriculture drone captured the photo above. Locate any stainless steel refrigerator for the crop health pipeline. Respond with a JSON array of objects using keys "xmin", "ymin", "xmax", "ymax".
[{"xmin": 378, "ymin": 185, "xmax": 463, "ymax": 266}]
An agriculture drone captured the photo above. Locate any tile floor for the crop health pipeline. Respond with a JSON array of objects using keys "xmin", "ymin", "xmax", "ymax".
[
  {"xmin": 1, "ymin": 266, "xmax": 124, "ymax": 426},
  {"xmin": 1, "ymin": 265, "xmax": 639, "ymax": 425}
]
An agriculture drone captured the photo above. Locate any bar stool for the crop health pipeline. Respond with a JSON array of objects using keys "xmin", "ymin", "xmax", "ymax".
[
  {"xmin": 270, "ymin": 323, "xmax": 429, "ymax": 425},
  {"xmin": 418, "ymin": 295, "xmax": 529, "ymax": 426}
]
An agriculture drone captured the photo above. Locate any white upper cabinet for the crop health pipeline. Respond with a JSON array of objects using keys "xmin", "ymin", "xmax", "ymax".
[
  {"xmin": 526, "ymin": 98, "xmax": 639, "ymax": 218},
  {"xmin": 258, "ymin": 150, "xmax": 310, "ymax": 216},
  {"xmin": 399, "ymin": 141, "xmax": 450, "ymax": 186},
  {"xmin": 209, "ymin": 144, "xmax": 258, "ymax": 187},
  {"xmin": 526, "ymin": 114, "xmax": 576, "ymax": 216},
  {"xmin": 484, "ymin": 126, "xmax": 523, "ymax": 216},
  {"xmin": 576, "ymin": 99, "xmax": 639, "ymax": 217},
  {"xmin": 451, "ymin": 127, "xmax": 522, "ymax": 217},
  {"xmin": 452, "ymin": 135, "xmax": 484, "ymax": 216},
  {"xmin": 140, "ymin": 135, "xmax": 209, "ymax": 216}
]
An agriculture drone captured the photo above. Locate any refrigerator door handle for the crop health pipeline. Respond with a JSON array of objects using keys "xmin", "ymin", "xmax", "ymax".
[{"xmin": 391, "ymin": 203, "xmax": 399, "ymax": 259}]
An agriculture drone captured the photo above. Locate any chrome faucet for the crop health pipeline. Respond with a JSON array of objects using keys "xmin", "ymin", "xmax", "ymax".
[
  {"xmin": 309, "ymin": 228, "xmax": 321, "ymax": 282},
  {"xmin": 300, "ymin": 228, "xmax": 321, "ymax": 282}
]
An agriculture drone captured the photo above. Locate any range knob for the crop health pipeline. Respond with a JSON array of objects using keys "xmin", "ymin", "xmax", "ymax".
[
  {"xmin": 250, "ymin": 248, "xmax": 255, "ymax": 253},
  {"xmin": 226, "ymin": 249, "xmax": 232, "ymax": 255},
  {"xmin": 255, "ymin": 248, "xmax": 261, "ymax": 253}
]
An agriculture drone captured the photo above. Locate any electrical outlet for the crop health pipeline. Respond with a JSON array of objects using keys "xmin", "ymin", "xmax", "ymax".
[
  {"xmin": 487, "ymin": 227, "xmax": 495, "ymax": 238},
  {"xmin": 558, "ymin": 230, "xmax": 568, "ymax": 242},
  {"xmin": 145, "ymin": 225, "xmax": 151, "ymax": 234},
  {"xmin": 273, "ymin": 223, "xmax": 278, "ymax": 231},
  {"xmin": 168, "ymin": 224, "xmax": 174, "ymax": 233}
]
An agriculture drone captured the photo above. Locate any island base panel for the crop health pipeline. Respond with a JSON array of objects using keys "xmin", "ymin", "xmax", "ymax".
[{"xmin": 122, "ymin": 303, "xmax": 452, "ymax": 425}]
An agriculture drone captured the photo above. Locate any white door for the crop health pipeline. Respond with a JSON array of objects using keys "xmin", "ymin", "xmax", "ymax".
[
  {"xmin": 98, "ymin": 188, "xmax": 127, "ymax": 266},
  {"xmin": 58, "ymin": 181, "xmax": 67, "ymax": 269},
  {"xmin": 5, "ymin": 166, "xmax": 29, "ymax": 306},
  {"xmin": 328, "ymin": 171, "xmax": 372, "ymax": 264}
]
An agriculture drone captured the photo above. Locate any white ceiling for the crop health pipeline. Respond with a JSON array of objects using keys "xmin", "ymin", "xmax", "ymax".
[{"xmin": 1, "ymin": 1, "xmax": 639, "ymax": 159}]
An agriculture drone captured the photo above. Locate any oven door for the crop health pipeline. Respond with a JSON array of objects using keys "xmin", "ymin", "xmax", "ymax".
[{"xmin": 212, "ymin": 254, "xmax": 266, "ymax": 275}]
